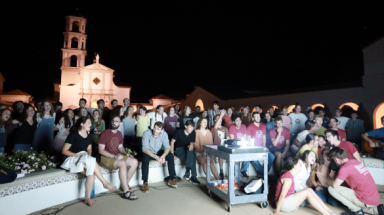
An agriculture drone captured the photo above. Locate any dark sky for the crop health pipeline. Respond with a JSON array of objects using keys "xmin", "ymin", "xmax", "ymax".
[{"xmin": 2, "ymin": 1, "xmax": 384, "ymax": 103}]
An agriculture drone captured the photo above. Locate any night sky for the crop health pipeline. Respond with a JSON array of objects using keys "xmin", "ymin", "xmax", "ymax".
[{"xmin": 3, "ymin": 2, "xmax": 384, "ymax": 103}]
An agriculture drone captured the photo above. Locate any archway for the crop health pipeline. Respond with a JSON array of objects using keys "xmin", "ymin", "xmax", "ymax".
[
  {"xmin": 373, "ymin": 102, "xmax": 384, "ymax": 129},
  {"xmin": 72, "ymin": 21, "xmax": 80, "ymax": 32},
  {"xmin": 339, "ymin": 102, "xmax": 359, "ymax": 111},
  {"xmin": 272, "ymin": 106, "xmax": 278, "ymax": 110},
  {"xmin": 311, "ymin": 103, "xmax": 324, "ymax": 110},
  {"xmin": 251, "ymin": 107, "xmax": 263, "ymax": 113},
  {"xmin": 195, "ymin": 99, "xmax": 204, "ymax": 111},
  {"xmin": 91, "ymin": 99, "xmax": 98, "ymax": 108},
  {"xmin": 70, "ymin": 55, "xmax": 77, "ymax": 67},
  {"xmin": 71, "ymin": 37, "xmax": 78, "ymax": 48},
  {"xmin": 287, "ymin": 105, "xmax": 295, "ymax": 113}
]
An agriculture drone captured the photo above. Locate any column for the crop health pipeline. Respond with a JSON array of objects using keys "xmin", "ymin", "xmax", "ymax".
[
  {"xmin": 78, "ymin": 37, "xmax": 82, "ymax": 50},
  {"xmin": 67, "ymin": 36, "xmax": 72, "ymax": 49},
  {"xmin": 62, "ymin": 53, "xmax": 65, "ymax": 66},
  {"xmin": 77, "ymin": 55, "xmax": 80, "ymax": 67}
]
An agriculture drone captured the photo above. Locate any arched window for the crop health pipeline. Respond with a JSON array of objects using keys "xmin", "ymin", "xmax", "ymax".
[
  {"xmin": 373, "ymin": 102, "xmax": 384, "ymax": 129},
  {"xmin": 91, "ymin": 99, "xmax": 98, "ymax": 108},
  {"xmin": 339, "ymin": 102, "xmax": 359, "ymax": 111},
  {"xmin": 251, "ymin": 107, "xmax": 263, "ymax": 113},
  {"xmin": 311, "ymin": 104, "xmax": 324, "ymax": 110},
  {"xmin": 71, "ymin": 37, "xmax": 78, "ymax": 49},
  {"xmin": 195, "ymin": 99, "xmax": 204, "ymax": 111},
  {"xmin": 70, "ymin": 55, "xmax": 77, "ymax": 67},
  {"xmin": 72, "ymin": 21, "xmax": 80, "ymax": 32},
  {"xmin": 287, "ymin": 105, "xmax": 295, "ymax": 113}
]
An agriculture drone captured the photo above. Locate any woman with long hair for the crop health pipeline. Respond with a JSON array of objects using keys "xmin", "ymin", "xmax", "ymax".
[
  {"xmin": 90, "ymin": 109, "xmax": 105, "ymax": 144},
  {"xmin": 33, "ymin": 100, "xmax": 55, "ymax": 152},
  {"xmin": 61, "ymin": 116, "xmax": 116, "ymax": 206},
  {"xmin": 194, "ymin": 117, "xmax": 220, "ymax": 180},
  {"xmin": 174, "ymin": 104, "xmax": 181, "ymax": 116},
  {"xmin": 272, "ymin": 157, "xmax": 335, "ymax": 215},
  {"xmin": 294, "ymin": 150, "xmax": 317, "ymax": 208},
  {"xmin": 295, "ymin": 133, "xmax": 319, "ymax": 160},
  {"xmin": 111, "ymin": 105, "xmax": 125, "ymax": 138},
  {"xmin": 310, "ymin": 149, "xmax": 340, "ymax": 206},
  {"xmin": 0, "ymin": 109, "xmax": 15, "ymax": 153},
  {"xmin": 78, "ymin": 107, "xmax": 88, "ymax": 118},
  {"xmin": 53, "ymin": 109, "xmax": 75, "ymax": 154},
  {"xmin": 14, "ymin": 104, "xmax": 37, "ymax": 151},
  {"xmin": 193, "ymin": 110, "xmax": 208, "ymax": 129},
  {"xmin": 178, "ymin": 106, "xmax": 194, "ymax": 129},
  {"xmin": 163, "ymin": 106, "xmax": 178, "ymax": 140},
  {"xmin": 123, "ymin": 106, "xmax": 135, "ymax": 148},
  {"xmin": 222, "ymin": 107, "xmax": 234, "ymax": 130}
]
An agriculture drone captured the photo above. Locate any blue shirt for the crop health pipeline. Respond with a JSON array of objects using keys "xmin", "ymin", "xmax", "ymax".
[
  {"xmin": 367, "ymin": 128, "xmax": 384, "ymax": 141},
  {"xmin": 142, "ymin": 130, "xmax": 170, "ymax": 154}
]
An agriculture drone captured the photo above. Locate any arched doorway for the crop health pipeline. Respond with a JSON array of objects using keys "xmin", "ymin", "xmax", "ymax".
[
  {"xmin": 311, "ymin": 104, "xmax": 324, "ymax": 110},
  {"xmin": 287, "ymin": 105, "xmax": 295, "ymax": 113},
  {"xmin": 72, "ymin": 21, "xmax": 80, "ymax": 32},
  {"xmin": 251, "ymin": 107, "xmax": 263, "ymax": 113},
  {"xmin": 70, "ymin": 55, "xmax": 77, "ymax": 67},
  {"xmin": 195, "ymin": 99, "xmax": 204, "ymax": 111},
  {"xmin": 339, "ymin": 102, "xmax": 359, "ymax": 111},
  {"xmin": 373, "ymin": 102, "xmax": 384, "ymax": 129},
  {"xmin": 71, "ymin": 37, "xmax": 78, "ymax": 48},
  {"xmin": 91, "ymin": 99, "xmax": 98, "ymax": 108},
  {"xmin": 339, "ymin": 102, "xmax": 359, "ymax": 117}
]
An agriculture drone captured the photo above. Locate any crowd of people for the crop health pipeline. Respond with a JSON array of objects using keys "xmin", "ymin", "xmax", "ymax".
[{"xmin": 0, "ymin": 98, "xmax": 383, "ymax": 214}]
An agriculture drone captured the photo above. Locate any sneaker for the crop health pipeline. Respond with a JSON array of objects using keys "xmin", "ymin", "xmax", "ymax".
[
  {"xmin": 183, "ymin": 170, "xmax": 190, "ymax": 180},
  {"xmin": 378, "ymin": 204, "xmax": 384, "ymax": 215},
  {"xmin": 190, "ymin": 176, "xmax": 201, "ymax": 185},
  {"xmin": 168, "ymin": 179, "xmax": 177, "ymax": 188},
  {"xmin": 219, "ymin": 172, "xmax": 224, "ymax": 180},
  {"xmin": 143, "ymin": 182, "xmax": 150, "ymax": 193},
  {"xmin": 241, "ymin": 171, "xmax": 249, "ymax": 179}
]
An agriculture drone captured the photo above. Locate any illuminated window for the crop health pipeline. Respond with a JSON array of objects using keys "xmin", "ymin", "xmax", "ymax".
[
  {"xmin": 252, "ymin": 107, "xmax": 263, "ymax": 113},
  {"xmin": 373, "ymin": 102, "xmax": 384, "ymax": 129},
  {"xmin": 287, "ymin": 105, "xmax": 295, "ymax": 113},
  {"xmin": 91, "ymin": 99, "xmax": 98, "ymax": 108},
  {"xmin": 339, "ymin": 102, "xmax": 359, "ymax": 111},
  {"xmin": 272, "ymin": 106, "xmax": 278, "ymax": 110},
  {"xmin": 195, "ymin": 99, "xmax": 204, "ymax": 111},
  {"xmin": 311, "ymin": 104, "xmax": 324, "ymax": 110}
]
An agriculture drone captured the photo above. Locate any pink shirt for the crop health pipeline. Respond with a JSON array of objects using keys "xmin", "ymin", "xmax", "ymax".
[
  {"xmin": 330, "ymin": 128, "xmax": 347, "ymax": 141},
  {"xmin": 229, "ymin": 124, "xmax": 247, "ymax": 139},
  {"xmin": 281, "ymin": 116, "xmax": 291, "ymax": 130},
  {"xmin": 247, "ymin": 123, "xmax": 266, "ymax": 147},
  {"xmin": 269, "ymin": 128, "xmax": 290, "ymax": 149},
  {"xmin": 337, "ymin": 159, "xmax": 380, "ymax": 206},
  {"xmin": 222, "ymin": 115, "xmax": 234, "ymax": 130},
  {"xmin": 275, "ymin": 171, "xmax": 295, "ymax": 202},
  {"xmin": 338, "ymin": 141, "xmax": 357, "ymax": 160}
]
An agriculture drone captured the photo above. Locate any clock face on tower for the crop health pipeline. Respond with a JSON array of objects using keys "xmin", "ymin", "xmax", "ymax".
[{"xmin": 93, "ymin": 77, "xmax": 100, "ymax": 85}]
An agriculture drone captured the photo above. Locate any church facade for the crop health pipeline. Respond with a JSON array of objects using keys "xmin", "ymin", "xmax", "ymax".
[{"xmin": 58, "ymin": 15, "xmax": 131, "ymax": 109}]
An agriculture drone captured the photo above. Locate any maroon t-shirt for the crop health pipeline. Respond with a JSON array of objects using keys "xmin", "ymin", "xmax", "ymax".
[
  {"xmin": 337, "ymin": 159, "xmax": 380, "ymax": 206},
  {"xmin": 98, "ymin": 129, "xmax": 123, "ymax": 155},
  {"xmin": 338, "ymin": 141, "xmax": 357, "ymax": 160},
  {"xmin": 247, "ymin": 123, "xmax": 266, "ymax": 147},
  {"xmin": 229, "ymin": 124, "xmax": 247, "ymax": 139},
  {"xmin": 275, "ymin": 171, "xmax": 295, "ymax": 202},
  {"xmin": 269, "ymin": 128, "xmax": 290, "ymax": 149},
  {"xmin": 163, "ymin": 116, "xmax": 178, "ymax": 139}
]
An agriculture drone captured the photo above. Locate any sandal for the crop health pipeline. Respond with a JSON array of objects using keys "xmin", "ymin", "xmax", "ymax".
[
  {"xmin": 120, "ymin": 186, "xmax": 135, "ymax": 193},
  {"xmin": 123, "ymin": 191, "xmax": 138, "ymax": 200}
]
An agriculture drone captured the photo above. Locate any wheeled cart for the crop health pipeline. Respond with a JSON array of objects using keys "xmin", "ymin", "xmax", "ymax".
[{"xmin": 203, "ymin": 145, "xmax": 269, "ymax": 212}]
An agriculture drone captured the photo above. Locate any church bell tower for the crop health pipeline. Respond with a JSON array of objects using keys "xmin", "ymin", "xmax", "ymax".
[{"xmin": 61, "ymin": 12, "xmax": 87, "ymax": 67}]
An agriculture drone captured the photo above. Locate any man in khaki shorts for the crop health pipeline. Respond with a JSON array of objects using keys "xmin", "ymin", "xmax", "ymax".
[{"xmin": 99, "ymin": 115, "xmax": 139, "ymax": 200}]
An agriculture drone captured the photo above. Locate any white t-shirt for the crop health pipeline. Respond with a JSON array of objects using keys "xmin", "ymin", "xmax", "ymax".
[
  {"xmin": 147, "ymin": 112, "xmax": 168, "ymax": 129},
  {"xmin": 288, "ymin": 113, "xmax": 308, "ymax": 134},
  {"xmin": 336, "ymin": 116, "xmax": 350, "ymax": 130},
  {"xmin": 296, "ymin": 130, "xmax": 309, "ymax": 144},
  {"xmin": 294, "ymin": 160, "xmax": 311, "ymax": 192}
]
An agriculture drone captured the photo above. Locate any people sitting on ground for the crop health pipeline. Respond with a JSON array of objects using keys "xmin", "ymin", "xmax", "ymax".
[
  {"xmin": 269, "ymin": 117, "xmax": 291, "ymax": 176},
  {"xmin": 345, "ymin": 111, "xmax": 365, "ymax": 146},
  {"xmin": 329, "ymin": 117, "xmax": 347, "ymax": 141},
  {"xmin": 296, "ymin": 133, "xmax": 319, "ymax": 160},
  {"xmin": 194, "ymin": 117, "xmax": 220, "ymax": 180},
  {"xmin": 314, "ymin": 115, "xmax": 327, "ymax": 136},
  {"xmin": 309, "ymin": 148, "xmax": 340, "ymax": 207},
  {"xmin": 98, "ymin": 115, "xmax": 138, "ymax": 200},
  {"xmin": 294, "ymin": 150, "xmax": 316, "ymax": 207},
  {"xmin": 325, "ymin": 130, "xmax": 361, "ymax": 162},
  {"xmin": 242, "ymin": 112, "xmax": 275, "ymax": 178},
  {"xmin": 361, "ymin": 115, "xmax": 384, "ymax": 160},
  {"xmin": 272, "ymin": 157, "xmax": 336, "ymax": 215},
  {"xmin": 328, "ymin": 147, "xmax": 383, "ymax": 215},
  {"xmin": 288, "ymin": 104, "xmax": 308, "ymax": 144},
  {"xmin": 53, "ymin": 109, "xmax": 75, "ymax": 155},
  {"xmin": 148, "ymin": 105, "xmax": 167, "ymax": 129},
  {"xmin": 141, "ymin": 122, "xmax": 177, "ymax": 193},
  {"xmin": 171, "ymin": 120, "xmax": 200, "ymax": 185},
  {"xmin": 13, "ymin": 104, "xmax": 37, "ymax": 152},
  {"xmin": 291, "ymin": 120, "xmax": 315, "ymax": 154},
  {"xmin": 211, "ymin": 111, "xmax": 230, "ymax": 179},
  {"xmin": 208, "ymin": 101, "xmax": 221, "ymax": 128},
  {"xmin": 335, "ymin": 108, "xmax": 349, "ymax": 130},
  {"xmin": 61, "ymin": 116, "xmax": 116, "ymax": 206}
]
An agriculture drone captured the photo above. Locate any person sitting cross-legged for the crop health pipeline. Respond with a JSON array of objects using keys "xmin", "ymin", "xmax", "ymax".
[
  {"xmin": 171, "ymin": 120, "xmax": 200, "ymax": 185},
  {"xmin": 141, "ymin": 121, "xmax": 177, "ymax": 193},
  {"xmin": 328, "ymin": 147, "xmax": 384, "ymax": 215},
  {"xmin": 98, "ymin": 115, "xmax": 139, "ymax": 200}
]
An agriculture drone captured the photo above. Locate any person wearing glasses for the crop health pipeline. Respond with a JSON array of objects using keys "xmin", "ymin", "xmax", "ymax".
[{"xmin": 324, "ymin": 130, "xmax": 361, "ymax": 162}]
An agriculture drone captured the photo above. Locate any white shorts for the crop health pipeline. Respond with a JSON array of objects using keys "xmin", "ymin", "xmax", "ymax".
[{"xmin": 281, "ymin": 195, "xmax": 297, "ymax": 213}]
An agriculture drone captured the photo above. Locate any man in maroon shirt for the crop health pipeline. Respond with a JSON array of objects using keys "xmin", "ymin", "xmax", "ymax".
[
  {"xmin": 325, "ymin": 130, "xmax": 361, "ymax": 162},
  {"xmin": 329, "ymin": 117, "xmax": 347, "ymax": 141},
  {"xmin": 99, "ymin": 116, "xmax": 139, "ymax": 200},
  {"xmin": 328, "ymin": 147, "xmax": 383, "ymax": 215},
  {"xmin": 269, "ymin": 117, "xmax": 291, "ymax": 175}
]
